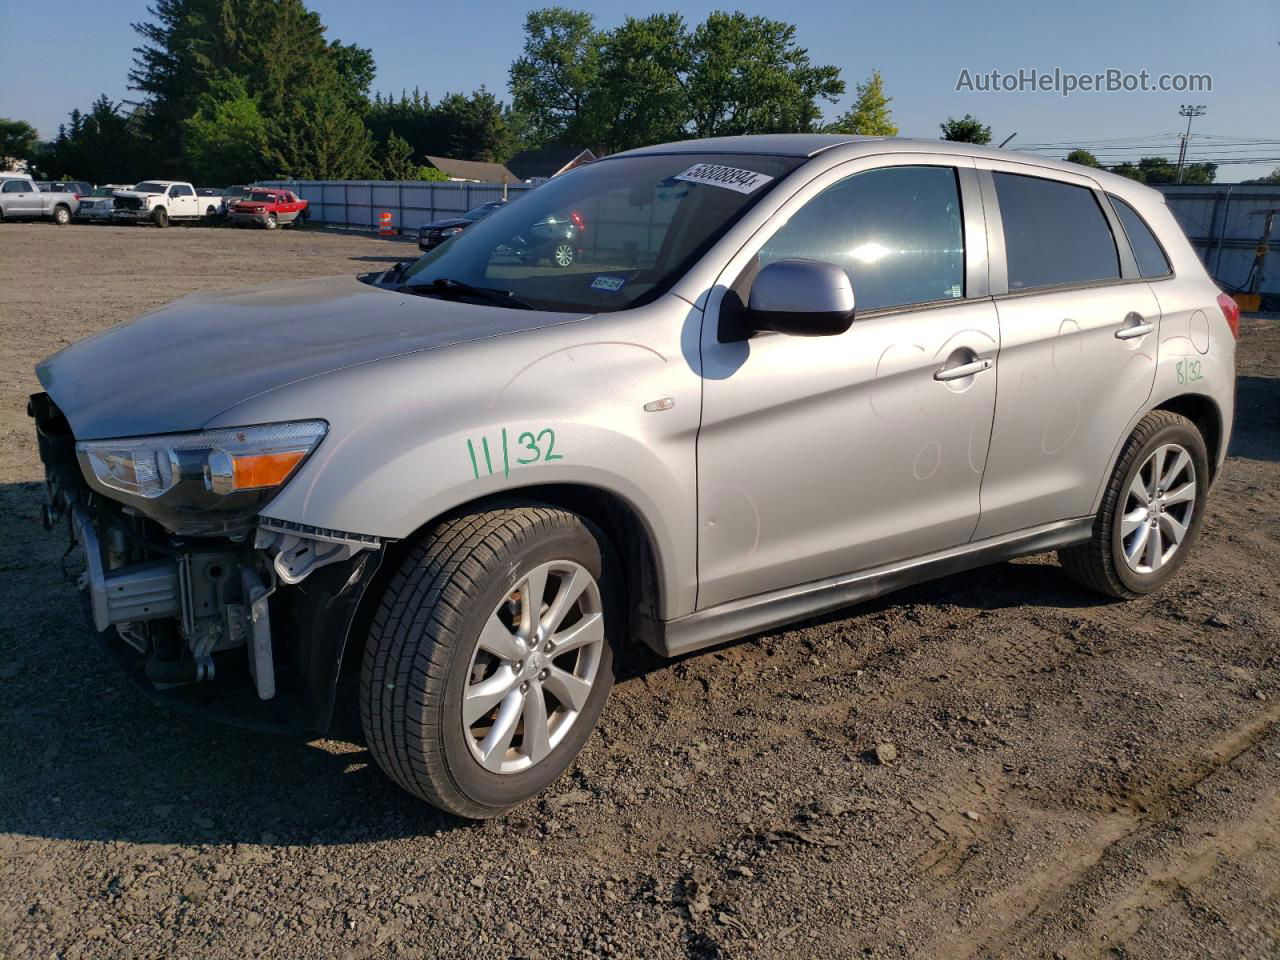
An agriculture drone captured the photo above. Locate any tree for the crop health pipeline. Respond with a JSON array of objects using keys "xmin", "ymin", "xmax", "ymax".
[
  {"xmin": 183, "ymin": 75, "xmax": 270, "ymax": 183},
  {"xmin": 684, "ymin": 12, "xmax": 844, "ymax": 138},
  {"xmin": 939, "ymin": 114, "xmax": 992, "ymax": 144},
  {"xmin": 1065, "ymin": 148, "xmax": 1100, "ymax": 167},
  {"xmin": 36, "ymin": 97, "xmax": 146, "ymax": 182},
  {"xmin": 380, "ymin": 131, "xmax": 418, "ymax": 179},
  {"xmin": 509, "ymin": 7, "xmax": 602, "ymax": 147},
  {"xmin": 1244, "ymin": 166, "xmax": 1280, "ymax": 184},
  {"xmin": 1110, "ymin": 156, "xmax": 1216, "ymax": 184},
  {"xmin": 595, "ymin": 14, "xmax": 691, "ymax": 152},
  {"xmin": 829, "ymin": 69, "xmax": 896, "ymax": 136},
  {"xmin": 0, "ymin": 118, "xmax": 40, "ymax": 169},
  {"xmin": 431, "ymin": 88, "xmax": 512, "ymax": 162}
]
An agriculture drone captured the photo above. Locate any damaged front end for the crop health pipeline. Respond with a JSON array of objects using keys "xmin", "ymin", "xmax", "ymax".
[{"xmin": 30, "ymin": 393, "xmax": 385, "ymax": 733}]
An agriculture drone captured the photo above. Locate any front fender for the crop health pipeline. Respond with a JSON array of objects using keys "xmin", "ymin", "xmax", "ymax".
[{"xmin": 207, "ymin": 298, "xmax": 705, "ymax": 618}]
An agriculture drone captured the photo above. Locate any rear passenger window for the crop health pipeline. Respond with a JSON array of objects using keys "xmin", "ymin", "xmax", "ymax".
[
  {"xmin": 993, "ymin": 173, "xmax": 1119, "ymax": 290},
  {"xmin": 758, "ymin": 165, "xmax": 965, "ymax": 312},
  {"xmin": 1109, "ymin": 196, "xmax": 1172, "ymax": 278}
]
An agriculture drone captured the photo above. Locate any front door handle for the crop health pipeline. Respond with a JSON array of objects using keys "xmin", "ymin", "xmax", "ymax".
[
  {"xmin": 1115, "ymin": 312, "xmax": 1155, "ymax": 340},
  {"xmin": 933, "ymin": 357, "xmax": 993, "ymax": 382}
]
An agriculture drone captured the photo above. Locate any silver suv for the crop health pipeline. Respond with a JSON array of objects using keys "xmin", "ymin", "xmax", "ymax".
[{"xmin": 31, "ymin": 135, "xmax": 1237, "ymax": 818}]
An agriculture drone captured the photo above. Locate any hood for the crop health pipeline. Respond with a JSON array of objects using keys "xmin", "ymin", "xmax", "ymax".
[
  {"xmin": 113, "ymin": 190, "xmax": 160, "ymax": 200},
  {"xmin": 37, "ymin": 274, "xmax": 590, "ymax": 440},
  {"xmin": 421, "ymin": 217, "xmax": 470, "ymax": 231}
]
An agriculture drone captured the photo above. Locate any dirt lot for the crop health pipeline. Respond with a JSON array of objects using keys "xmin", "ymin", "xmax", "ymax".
[{"xmin": 1, "ymin": 222, "xmax": 1277, "ymax": 960}]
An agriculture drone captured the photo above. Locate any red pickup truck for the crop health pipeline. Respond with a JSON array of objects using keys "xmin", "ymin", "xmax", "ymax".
[{"xmin": 228, "ymin": 189, "xmax": 307, "ymax": 229}]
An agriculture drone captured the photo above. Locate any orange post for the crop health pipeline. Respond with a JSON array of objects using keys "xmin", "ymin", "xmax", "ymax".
[{"xmin": 378, "ymin": 211, "xmax": 395, "ymax": 237}]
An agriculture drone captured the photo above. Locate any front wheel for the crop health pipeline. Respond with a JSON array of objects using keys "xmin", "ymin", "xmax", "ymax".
[
  {"xmin": 152, "ymin": 207, "xmax": 168, "ymax": 228},
  {"xmin": 263, "ymin": 212, "xmax": 277, "ymax": 230},
  {"xmin": 1060, "ymin": 410, "xmax": 1209, "ymax": 599},
  {"xmin": 360, "ymin": 504, "xmax": 617, "ymax": 818}
]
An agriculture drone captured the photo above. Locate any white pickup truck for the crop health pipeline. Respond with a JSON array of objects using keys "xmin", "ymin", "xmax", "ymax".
[{"xmin": 112, "ymin": 180, "xmax": 217, "ymax": 227}]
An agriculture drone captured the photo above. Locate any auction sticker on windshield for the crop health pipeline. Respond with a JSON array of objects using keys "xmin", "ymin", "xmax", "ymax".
[{"xmin": 674, "ymin": 163, "xmax": 774, "ymax": 194}]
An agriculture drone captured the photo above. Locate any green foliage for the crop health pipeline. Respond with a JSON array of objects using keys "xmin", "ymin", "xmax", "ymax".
[
  {"xmin": 510, "ymin": 7, "xmax": 844, "ymax": 151},
  {"xmin": 129, "ymin": 0, "xmax": 376, "ymax": 178},
  {"xmin": 418, "ymin": 166, "xmax": 452, "ymax": 182},
  {"xmin": 1065, "ymin": 148, "xmax": 1101, "ymax": 167},
  {"xmin": 684, "ymin": 12, "xmax": 844, "ymax": 138},
  {"xmin": 1110, "ymin": 156, "xmax": 1216, "ymax": 184},
  {"xmin": 367, "ymin": 88, "xmax": 517, "ymax": 166},
  {"xmin": 36, "ymin": 96, "xmax": 146, "ymax": 182},
  {"xmin": 183, "ymin": 75, "xmax": 269, "ymax": 184},
  {"xmin": 0, "ymin": 118, "xmax": 40, "ymax": 169},
  {"xmin": 1244, "ymin": 166, "xmax": 1280, "ymax": 184},
  {"xmin": 509, "ymin": 7, "xmax": 603, "ymax": 147},
  {"xmin": 939, "ymin": 114, "xmax": 992, "ymax": 144},
  {"xmin": 829, "ymin": 70, "xmax": 897, "ymax": 136}
]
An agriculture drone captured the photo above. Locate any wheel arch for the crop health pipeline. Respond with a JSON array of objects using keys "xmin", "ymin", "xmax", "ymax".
[
  {"xmin": 1153, "ymin": 392, "xmax": 1223, "ymax": 482},
  {"xmin": 337, "ymin": 482, "xmax": 665, "ymax": 704}
]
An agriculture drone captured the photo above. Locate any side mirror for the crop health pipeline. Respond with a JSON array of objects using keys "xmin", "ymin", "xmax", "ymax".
[{"xmin": 746, "ymin": 259, "xmax": 855, "ymax": 336}]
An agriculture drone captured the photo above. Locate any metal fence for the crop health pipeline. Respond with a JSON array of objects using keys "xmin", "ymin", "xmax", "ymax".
[
  {"xmin": 1157, "ymin": 185, "xmax": 1279, "ymax": 295},
  {"xmin": 257, "ymin": 179, "xmax": 536, "ymax": 232}
]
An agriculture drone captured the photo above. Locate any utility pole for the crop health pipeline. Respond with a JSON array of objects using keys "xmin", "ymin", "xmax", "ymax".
[{"xmin": 1176, "ymin": 104, "xmax": 1206, "ymax": 184}]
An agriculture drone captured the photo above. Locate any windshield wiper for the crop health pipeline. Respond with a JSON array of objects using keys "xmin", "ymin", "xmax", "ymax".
[{"xmin": 399, "ymin": 277, "xmax": 533, "ymax": 310}]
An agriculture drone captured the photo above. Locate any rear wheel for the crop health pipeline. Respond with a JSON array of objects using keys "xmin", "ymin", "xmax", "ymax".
[
  {"xmin": 53, "ymin": 205, "xmax": 71, "ymax": 226},
  {"xmin": 552, "ymin": 242, "xmax": 575, "ymax": 267},
  {"xmin": 152, "ymin": 207, "xmax": 168, "ymax": 228},
  {"xmin": 1060, "ymin": 410, "xmax": 1208, "ymax": 599},
  {"xmin": 360, "ymin": 503, "xmax": 617, "ymax": 818}
]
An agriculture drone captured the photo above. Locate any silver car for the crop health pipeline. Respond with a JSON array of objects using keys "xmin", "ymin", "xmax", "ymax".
[{"xmin": 31, "ymin": 135, "xmax": 1237, "ymax": 818}]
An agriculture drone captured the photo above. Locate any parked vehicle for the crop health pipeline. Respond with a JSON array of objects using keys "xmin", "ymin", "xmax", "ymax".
[
  {"xmin": 37, "ymin": 180, "xmax": 93, "ymax": 198},
  {"xmin": 418, "ymin": 200, "xmax": 507, "ymax": 251},
  {"xmin": 1, "ymin": 175, "xmax": 78, "ymax": 224},
  {"xmin": 75, "ymin": 184, "xmax": 133, "ymax": 222},
  {"xmin": 228, "ymin": 189, "xmax": 307, "ymax": 228},
  {"xmin": 501, "ymin": 209, "xmax": 586, "ymax": 267},
  {"xmin": 112, "ymin": 180, "xmax": 206, "ymax": 227},
  {"xmin": 31, "ymin": 135, "xmax": 1236, "ymax": 819}
]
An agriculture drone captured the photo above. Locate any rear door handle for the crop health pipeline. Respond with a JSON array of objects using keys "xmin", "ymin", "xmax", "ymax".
[
  {"xmin": 1115, "ymin": 313, "xmax": 1154, "ymax": 340},
  {"xmin": 933, "ymin": 358, "xmax": 993, "ymax": 382}
]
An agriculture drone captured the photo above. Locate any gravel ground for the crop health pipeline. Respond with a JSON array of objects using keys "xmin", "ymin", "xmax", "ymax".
[{"xmin": 1, "ymin": 222, "xmax": 1277, "ymax": 960}]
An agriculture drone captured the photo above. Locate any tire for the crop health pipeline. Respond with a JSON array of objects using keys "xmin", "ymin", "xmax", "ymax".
[
  {"xmin": 264, "ymin": 212, "xmax": 277, "ymax": 230},
  {"xmin": 53, "ymin": 205, "xmax": 71, "ymax": 226},
  {"xmin": 152, "ymin": 207, "xmax": 168, "ymax": 228},
  {"xmin": 552, "ymin": 242, "xmax": 575, "ymax": 267},
  {"xmin": 204, "ymin": 205, "xmax": 217, "ymax": 222},
  {"xmin": 1060, "ymin": 410, "xmax": 1209, "ymax": 599},
  {"xmin": 360, "ymin": 503, "xmax": 619, "ymax": 819}
]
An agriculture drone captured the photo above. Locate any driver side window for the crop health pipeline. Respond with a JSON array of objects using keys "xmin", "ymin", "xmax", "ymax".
[{"xmin": 758, "ymin": 165, "xmax": 966, "ymax": 313}]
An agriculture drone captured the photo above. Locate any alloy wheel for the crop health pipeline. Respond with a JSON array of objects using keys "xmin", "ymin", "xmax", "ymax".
[
  {"xmin": 1119, "ymin": 442, "xmax": 1197, "ymax": 575},
  {"xmin": 553, "ymin": 243, "xmax": 574, "ymax": 267},
  {"xmin": 462, "ymin": 560, "xmax": 605, "ymax": 774}
]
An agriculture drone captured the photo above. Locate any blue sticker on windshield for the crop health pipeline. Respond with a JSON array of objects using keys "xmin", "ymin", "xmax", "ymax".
[{"xmin": 591, "ymin": 275, "xmax": 627, "ymax": 292}]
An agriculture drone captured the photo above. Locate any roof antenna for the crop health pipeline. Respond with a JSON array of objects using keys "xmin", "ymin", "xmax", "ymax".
[{"xmin": 998, "ymin": 132, "xmax": 1017, "ymax": 148}]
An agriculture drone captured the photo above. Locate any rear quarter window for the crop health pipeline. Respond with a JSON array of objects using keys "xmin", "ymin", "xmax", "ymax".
[
  {"xmin": 994, "ymin": 172, "xmax": 1120, "ymax": 291},
  {"xmin": 1108, "ymin": 195, "xmax": 1173, "ymax": 278}
]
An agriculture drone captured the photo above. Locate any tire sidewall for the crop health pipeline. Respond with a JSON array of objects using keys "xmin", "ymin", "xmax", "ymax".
[
  {"xmin": 435, "ymin": 519, "xmax": 618, "ymax": 812},
  {"xmin": 1109, "ymin": 420, "xmax": 1209, "ymax": 594}
]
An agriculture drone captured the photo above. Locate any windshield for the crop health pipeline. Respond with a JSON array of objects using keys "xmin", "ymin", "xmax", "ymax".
[
  {"xmin": 133, "ymin": 182, "xmax": 166, "ymax": 194},
  {"xmin": 249, "ymin": 191, "xmax": 276, "ymax": 202},
  {"xmin": 92, "ymin": 186, "xmax": 118, "ymax": 196},
  {"xmin": 401, "ymin": 152, "xmax": 803, "ymax": 312}
]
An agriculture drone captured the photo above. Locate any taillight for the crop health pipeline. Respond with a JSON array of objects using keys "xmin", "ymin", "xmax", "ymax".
[
  {"xmin": 569, "ymin": 210, "xmax": 586, "ymax": 231},
  {"xmin": 1217, "ymin": 292, "xmax": 1240, "ymax": 339}
]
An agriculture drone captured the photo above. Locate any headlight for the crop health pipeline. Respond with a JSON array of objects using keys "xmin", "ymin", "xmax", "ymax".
[
  {"xmin": 440, "ymin": 226, "xmax": 463, "ymax": 237},
  {"xmin": 77, "ymin": 421, "xmax": 326, "ymax": 536}
]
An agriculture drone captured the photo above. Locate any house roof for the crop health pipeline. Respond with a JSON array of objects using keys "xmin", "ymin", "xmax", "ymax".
[
  {"xmin": 423, "ymin": 155, "xmax": 517, "ymax": 183},
  {"xmin": 505, "ymin": 147, "xmax": 597, "ymax": 182}
]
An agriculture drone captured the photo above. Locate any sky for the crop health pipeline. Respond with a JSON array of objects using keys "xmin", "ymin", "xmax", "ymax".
[{"xmin": 1, "ymin": 0, "xmax": 1277, "ymax": 180}]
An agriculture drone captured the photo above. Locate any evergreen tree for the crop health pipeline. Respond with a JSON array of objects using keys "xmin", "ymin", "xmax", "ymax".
[{"xmin": 830, "ymin": 70, "xmax": 897, "ymax": 136}]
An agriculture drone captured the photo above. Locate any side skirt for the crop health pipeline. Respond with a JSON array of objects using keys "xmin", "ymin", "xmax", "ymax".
[{"xmin": 653, "ymin": 517, "xmax": 1094, "ymax": 658}]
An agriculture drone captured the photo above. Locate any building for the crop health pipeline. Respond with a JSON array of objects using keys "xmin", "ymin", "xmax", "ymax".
[
  {"xmin": 505, "ymin": 147, "xmax": 597, "ymax": 184},
  {"xmin": 423, "ymin": 156, "xmax": 519, "ymax": 184}
]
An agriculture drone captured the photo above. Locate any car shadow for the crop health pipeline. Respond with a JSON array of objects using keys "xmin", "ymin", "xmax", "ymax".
[{"xmin": 1229, "ymin": 376, "xmax": 1279, "ymax": 463}]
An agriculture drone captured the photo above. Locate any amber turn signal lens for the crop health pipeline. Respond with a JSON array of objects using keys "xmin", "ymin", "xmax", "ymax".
[{"xmin": 229, "ymin": 451, "xmax": 307, "ymax": 490}]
